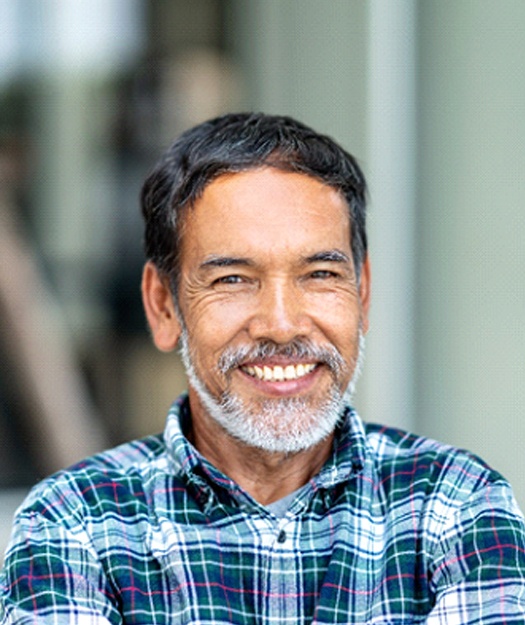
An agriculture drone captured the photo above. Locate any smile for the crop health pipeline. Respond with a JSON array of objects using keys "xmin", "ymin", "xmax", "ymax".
[{"xmin": 241, "ymin": 363, "xmax": 317, "ymax": 382}]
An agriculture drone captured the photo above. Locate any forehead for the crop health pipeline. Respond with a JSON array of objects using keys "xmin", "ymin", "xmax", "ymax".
[{"xmin": 180, "ymin": 168, "xmax": 351, "ymax": 259}]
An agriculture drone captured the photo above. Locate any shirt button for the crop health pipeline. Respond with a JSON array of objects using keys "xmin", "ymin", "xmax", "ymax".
[{"xmin": 277, "ymin": 529, "xmax": 287, "ymax": 543}]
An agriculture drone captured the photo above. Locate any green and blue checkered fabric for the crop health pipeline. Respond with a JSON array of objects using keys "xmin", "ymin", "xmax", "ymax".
[{"xmin": 2, "ymin": 394, "xmax": 525, "ymax": 623}]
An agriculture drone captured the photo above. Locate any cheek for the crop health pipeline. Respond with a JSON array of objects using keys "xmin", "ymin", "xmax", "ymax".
[
  {"xmin": 312, "ymin": 305, "xmax": 363, "ymax": 362},
  {"xmin": 186, "ymin": 303, "xmax": 250, "ymax": 362},
  {"xmin": 312, "ymin": 293, "xmax": 362, "ymax": 330}
]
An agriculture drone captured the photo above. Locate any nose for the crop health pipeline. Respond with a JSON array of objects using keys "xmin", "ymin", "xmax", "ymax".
[{"xmin": 248, "ymin": 279, "xmax": 312, "ymax": 344}]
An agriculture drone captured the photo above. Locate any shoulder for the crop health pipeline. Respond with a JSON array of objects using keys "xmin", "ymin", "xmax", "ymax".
[
  {"xmin": 16, "ymin": 433, "xmax": 167, "ymax": 528},
  {"xmin": 365, "ymin": 422, "xmax": 497, "ymax": 480},
  {"xmin": 363, "ymin": 422, "xmax": 518, "ymax": 512}
]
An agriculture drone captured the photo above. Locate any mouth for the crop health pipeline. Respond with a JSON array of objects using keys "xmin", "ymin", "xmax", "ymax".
[{"xmin": 240, "ymin": 363, "xmax": 318, "ymax": 382}]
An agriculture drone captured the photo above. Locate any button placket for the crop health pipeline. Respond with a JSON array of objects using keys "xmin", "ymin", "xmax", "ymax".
[{"xmin": 263, "ymin": 517, "xmax": 299, "ymax": 622}]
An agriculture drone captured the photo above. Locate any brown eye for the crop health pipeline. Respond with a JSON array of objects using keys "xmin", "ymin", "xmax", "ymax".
[
  {"xmin": 214, "ymin": 275, "xmax": 244, "ymax": 285},
  {"xmin": 310, "ymin": 270, "xmax": 337, "ymax": 280}
]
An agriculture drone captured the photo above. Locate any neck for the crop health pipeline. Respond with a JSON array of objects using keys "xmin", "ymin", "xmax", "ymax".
[{"xmin": 188, "ymin": 392, "xmax": 334, "ymax": 505}]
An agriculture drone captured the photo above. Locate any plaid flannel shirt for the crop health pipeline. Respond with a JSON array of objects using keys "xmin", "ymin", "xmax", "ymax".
[{"xmin": 2, "ymin": 393, "xmax": 525, "ymax": 624}]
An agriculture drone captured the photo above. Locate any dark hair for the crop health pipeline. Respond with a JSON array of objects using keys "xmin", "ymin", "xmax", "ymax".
[{"xmin": 140, "ymin": 112, "xmax": 367, "ymax": 286}]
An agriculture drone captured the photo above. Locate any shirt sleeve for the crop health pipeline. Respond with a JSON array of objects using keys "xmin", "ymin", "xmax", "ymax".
[
  {"xmin": 426, "ymin": 481, "xmax": 525, "ymax": 624},
  {"xmin": 1, "ymin": 509, "xmax": 120, "ymax": 624}
]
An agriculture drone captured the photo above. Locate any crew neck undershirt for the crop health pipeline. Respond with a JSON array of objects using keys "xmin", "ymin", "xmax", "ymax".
[{"xmin": 266, "ymin": 486, "xmax": 305, "ymax": 518}]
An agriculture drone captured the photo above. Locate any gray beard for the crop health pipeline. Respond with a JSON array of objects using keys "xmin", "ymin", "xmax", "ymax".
[{"xmin": 179, "ymin": 330, "xmax": 365, "ymax": 454}]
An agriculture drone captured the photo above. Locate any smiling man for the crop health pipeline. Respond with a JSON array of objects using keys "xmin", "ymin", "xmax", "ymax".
[
  {"xmin": 142, "ymin": 166, "xmax": 369, "ymax": 504},
  {"xmin": 2, "ymin": 113, "xmax": 525, "ymax": 624}
]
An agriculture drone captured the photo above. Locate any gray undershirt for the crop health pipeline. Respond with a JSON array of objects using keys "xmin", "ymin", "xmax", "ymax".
[{"xmin": 266, "ymin": 486, "xmax": 306, "ymax": 518}]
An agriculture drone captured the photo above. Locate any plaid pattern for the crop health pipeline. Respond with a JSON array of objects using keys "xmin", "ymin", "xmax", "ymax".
[{"xmin": 2, "ymin": 393, "xmax": 525, "ymax": 624}]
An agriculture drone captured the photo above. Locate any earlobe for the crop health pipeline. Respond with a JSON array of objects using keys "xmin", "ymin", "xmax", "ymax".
[
  {"xmin": 359, "ymin": 255, "xmax": 371, "ymax": 334},
  {"xmin": 141, "ymin": 261, "xmax": 182, "ymax": 352}
]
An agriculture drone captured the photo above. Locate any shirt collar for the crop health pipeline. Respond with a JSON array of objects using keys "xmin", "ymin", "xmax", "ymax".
[
  {"xmin": 312, "ymin": 405, "xmax": 367, "ymax": 488},
  {"xmin": 163, "ymin": 393, "xmax": 368, "ymax": 494}
]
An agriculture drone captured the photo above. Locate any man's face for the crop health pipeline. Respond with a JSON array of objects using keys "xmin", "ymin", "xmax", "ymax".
[{"xmin": 175, "ymin": 167, "xmax": 370, "ymax": 453}]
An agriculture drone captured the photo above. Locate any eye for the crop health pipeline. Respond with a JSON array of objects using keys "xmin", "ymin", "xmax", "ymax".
[
  {"xmin": 309, "ymin": 269, "xmax": 339, "ymax": 280},
  {"xmin": 213, "ymin": 274, "xmax": 245, "ymax": 285}
]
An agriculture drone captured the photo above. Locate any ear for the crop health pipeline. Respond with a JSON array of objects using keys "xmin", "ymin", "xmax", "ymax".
[
  {"xmin": 141, "ymin": 261, "xmax": 182, "ymax": 352},
  {"xmin": 358, "ymin": 255, "xmax": 371, "ymax": 334}
]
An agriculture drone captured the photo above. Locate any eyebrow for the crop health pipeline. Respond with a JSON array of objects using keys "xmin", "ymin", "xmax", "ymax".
[
  {"xmin": 198, "ymin": 249, "xmax": 351, "ymax": 271},
  {"xmin": 199, "ymin": 256, "xmax": 254, "ymax": 271},
  {"xmin": 303, "ymin": 249, "xmax": 351, "ymax": 264}
]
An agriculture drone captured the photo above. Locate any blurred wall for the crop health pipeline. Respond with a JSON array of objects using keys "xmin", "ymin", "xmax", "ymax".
[{"xmin": 416, "ymin": 1, "xmax": 525, "ymax": 502}]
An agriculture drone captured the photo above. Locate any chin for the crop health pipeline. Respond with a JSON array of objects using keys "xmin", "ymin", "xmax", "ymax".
[{"xmin": 199, "ymin": 388, "xmax": 345, "ymax": 454}]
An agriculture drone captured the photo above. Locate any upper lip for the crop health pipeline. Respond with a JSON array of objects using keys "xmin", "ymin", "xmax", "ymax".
[
  {"xmin": 240, "ymin": 361, "xmax": 319, "ymax": 382},
  {"xmin": 239, "ymin": 356, "xmax": 319, "ymax": 367}
]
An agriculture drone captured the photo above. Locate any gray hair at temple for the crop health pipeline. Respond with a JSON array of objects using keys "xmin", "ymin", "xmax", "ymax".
[{"xmin": 140, "ymin": 112, "xmax": 368, "ymax": 290}]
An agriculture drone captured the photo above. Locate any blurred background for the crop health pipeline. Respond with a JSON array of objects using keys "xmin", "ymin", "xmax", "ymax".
[{"xmin": 1, "ymin": 0, "xmax": 524, "ymax": 560}]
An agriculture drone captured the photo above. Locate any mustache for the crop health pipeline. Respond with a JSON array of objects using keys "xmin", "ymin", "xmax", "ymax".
[{"xmin": 216, "ymin": 338, "xmax": 346, "ymax": 376}]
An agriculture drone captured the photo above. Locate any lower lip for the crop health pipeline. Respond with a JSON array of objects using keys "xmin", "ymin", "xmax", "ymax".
[{"xmin": 237, "ymin": 365, "xmax": 323, "ymax": 397}]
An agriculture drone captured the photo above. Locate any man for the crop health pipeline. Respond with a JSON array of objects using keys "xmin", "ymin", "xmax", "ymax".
[{"xmin": 1, "ymin": 113, "xmax": 525, "ymax": 623}]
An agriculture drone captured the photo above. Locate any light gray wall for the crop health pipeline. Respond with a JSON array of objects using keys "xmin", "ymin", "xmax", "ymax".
[
  {"xmin": 416, "ymin": 1, "xmax": 525, "ymax": 505},
  {"xmin": 229, "ymin": 0, "xmax": 369, "ymax": 153},
  {"xmin": 0, "ymin": 491, "xmax": 27, "ymax": 566}
]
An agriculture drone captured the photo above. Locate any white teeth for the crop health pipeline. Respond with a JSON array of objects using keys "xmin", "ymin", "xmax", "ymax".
[
  {"xmin": 273, "ymin": 366, "xmax": 284, "ymax": 381},
  {"xmin": 284, "ymin": 365, "xmax": 296, "ymax": 380},
  {"xmin": 242, "ymin": 363, "xmax": 317, "ymax": 382}
]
